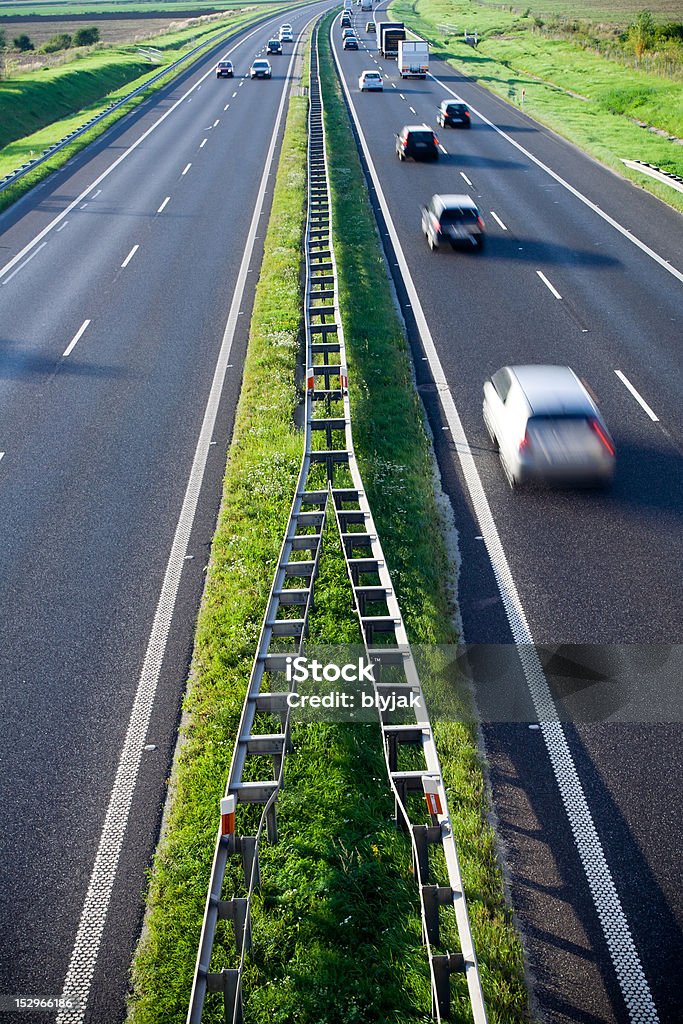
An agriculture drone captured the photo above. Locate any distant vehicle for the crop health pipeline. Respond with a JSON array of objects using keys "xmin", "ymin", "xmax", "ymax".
[
  {"xmin": 398, "ymin": 39, "xmax": 429, "ymax": 78},
  {"xmin": 421, "ymin": 194, "xmax": 485, "ymax": 251},
  {"xmin": 343, "ymin": 35, "xmax": 359, "ymax": 49},
  {"xmin": 342, "ymin": 27, "xmax": 355, "ymax": 39},
  {"xmin": 366, "ymin": 21, "xmax": 376, "ymax": 32},
  {"xmin": 267, "ymin": 38, "xmax": 282, "ymax": 54},
  {"xmin": 340, "ymin": 12, "xmax": 352, "ymax": 25},
  {"xmin": 395, "ymin": 124, "xmax": 439, "ymax": 161},
  {"xmin": 361, "ymin": 0, "xmax": 373, "ymax": 10},
  {"xmin": 483, "ymin": 365, "xmax": 616, "ymax": 487},
  {"xmin": 250, "ymin": 58, "xmax": 272, "ymax": 79},
  {"xmin": 437, "ymin": 99, "xmax": 471, "ymax": 128},
  {"xmin": 378, "ymin": 21, "xmax": 405, "ymax": 58},
  {"xmin": 279, "ymin": 24, "xmax": 293, "ymax": 41},
  {"xmin": 216, "ymin": 60, "xmax": 234, "ymax": 78},
  {"xmin": 359, "ymin": 69, "xmax": 383, "ymax": 91}
]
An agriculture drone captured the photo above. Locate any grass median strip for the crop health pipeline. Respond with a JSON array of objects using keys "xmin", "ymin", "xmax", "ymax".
[{"xmin": 130, "ymin": 16, "xmax": 529, "ymax": 1024}]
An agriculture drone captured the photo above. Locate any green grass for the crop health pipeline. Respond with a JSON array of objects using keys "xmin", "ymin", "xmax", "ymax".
[
  {"xmin": 129, "ymin": 10, "xmax": 529, "ymax": 1024},
  {"xmin": 391, "ymin": 0, "xmax": 683, "ymax": 213},
  {"xmin": 0, "ymin": 2, "xmax": 262, "ymax": 15},
  {"xmin": 0, "ymin": 4, "xmax": 300, "ymax": 211}
]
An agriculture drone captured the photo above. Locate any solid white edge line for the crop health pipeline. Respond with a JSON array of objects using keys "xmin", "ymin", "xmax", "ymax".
[
  {"xmin": 55, "ymin": 17, "xmax": 315, "ymax": 1023},
  {"xmin": 1, "ymin": 241, "xmax": 47, "ymax": 284},
  {"xmin": 63, "ymin": 319, "xmax": 90, "ymax": 358},
  {"xmin": 157, "ymin": 196, "xmax": 171, "ymax": 214},
  {"xmin": 614, "ymin": 370, "xmax": 660, "ymax": 422},
  {"xmin": 536, "ymin": 269, "xmax": 562, "ymax": 299},
  {"xmin": 429, "ymin": 70, "xmax": 683, "ymax": 285},
  {"xmin": 0, "ymin": 17, "xmax": 274, "ymax": 282},
  {"xmin": 121, "ymin": 244, "xmax": 139, "ymax": 269},
  {"xmin": 332, "ymin": 29, "xmax": 660, "ymax": 1024},
  {"xmin": 489, "ymin": 209, "xmax": 507, "ymax": 230}
]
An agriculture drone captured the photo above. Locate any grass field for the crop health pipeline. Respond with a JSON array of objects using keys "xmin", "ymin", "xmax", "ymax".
[
  {"xmin": 0, "ymin": 2, "xmax": 248, "ymax": 16},
  {"xmin": 470, "ymin": 0, "xmax": 683, "ymax": 24},
  {"xmin": 391, "ymin": 0, "xmax": 683, "ymax": 212},
  {"xmin": 128, "ymin": 12, "xmax": 529, "ymax": 1024}
]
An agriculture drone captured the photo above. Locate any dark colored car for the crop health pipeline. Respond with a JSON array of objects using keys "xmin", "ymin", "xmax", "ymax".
[
  {"xmin": 421, "ymin": 193, "xmax": 485, "ymax": 251},
  {"xmin": 437, "ymin": 100, "xmax": 471, "ymax": 128},
  {"xmin": 249, "ymin": 59, "xmax": 272, "ymax": 79},
  {"xmin": 216, "ymin": 60, "xmax": 234, "ymax": 78},
  {"xmin": 395, "ymin": 124, "xmax": 439, "ymax": 161},
  {"xmin": 340, "ymin": 13, "xmax": 352, "ymax": 26},
  {"xmin": 267, "ymin": 38, "xmax": 282, "ymax": 54},
  {"xmin": 343, "ymin": 36, "xmax": 359, "ymax": 49}
]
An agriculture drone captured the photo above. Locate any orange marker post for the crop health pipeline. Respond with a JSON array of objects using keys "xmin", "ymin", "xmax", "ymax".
[
  {"xmin": 340, "ymin": 365, "xmax": 348, "ymax": 392},
  {"xmin": 306, "ymin": 366, "xmax": 315, "ymax": 391},
  {"xmin": 220, "ymin": 794, "xmax": 236, "ymax": 836},
  {"xmin": 422, "ymin": 777, "xmax": 443, "ymax": 818}
]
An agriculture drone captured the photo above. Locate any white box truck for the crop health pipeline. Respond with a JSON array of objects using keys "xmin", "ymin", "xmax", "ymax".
[
  {"xmin": 398, "ymin": 39, "xmax": 429, "ymax": 78},
  {"xmin": 361, "ymin": 0, "xmax": 372, "ymax": 10}
]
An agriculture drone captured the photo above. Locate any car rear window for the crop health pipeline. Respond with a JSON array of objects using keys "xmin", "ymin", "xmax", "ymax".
[
  {"xmin": 409, "ymin": 131, "xmax": 434, "ymax": 143},
  {"xmin": 440, "ymin": 208, "xmax": 478, "ymax": 224},
  {"xmin": 446, "ymin": 104, "xmax": 467, "ymax": 114}
]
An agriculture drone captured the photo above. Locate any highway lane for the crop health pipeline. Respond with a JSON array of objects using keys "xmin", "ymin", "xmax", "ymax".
[
  {"xmin": 0, "ymin": 3, "xmax": 335, "ymax": 1022},
  {"xmin": 332, "ymin": 14, "xmax": 682, "ymax": 1024}
]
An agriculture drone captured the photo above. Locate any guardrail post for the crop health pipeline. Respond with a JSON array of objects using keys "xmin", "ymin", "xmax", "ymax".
[
  {"xmin": 266, "ymin": 802, "xmax": 278, "ymax": 844},
  {"xmin": 218, "ymin": 897, "xmax": 251, "ymax": 956},
  {"xmin": 421, "ymin": 885, "xmax": 453, "ymax": 945},
  {"xmin": 432, "ymin": 952, "xmax": 465, "ymax": 1019},
  {"xmin": 412, "ymin": 824, "xmax": 441, "ymax": 882}
]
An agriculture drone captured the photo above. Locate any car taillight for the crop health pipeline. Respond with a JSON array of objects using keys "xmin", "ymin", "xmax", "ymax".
[
  {"xmin": 433, "ymin": 134, "xmax": 439, "ymax": 146},
  {"xmin": 477, "ymin": 216, "xmax": 485, "ymax": 229},
  {"xmin": 589, "ymin": 418, "xmax": 615, "ymax": 456},
  {"xmin": 464, "ymin": 111, "xmax": 470, "ymax": 118},
  {"xmin": 431, "ymin": 215, "xmax": 441, "ymax": 233},
  {"xmin": 519, "ymin": 431, "xmax": 530, "ymax": 452}
]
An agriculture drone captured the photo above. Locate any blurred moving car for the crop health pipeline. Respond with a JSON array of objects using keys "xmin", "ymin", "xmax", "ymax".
[
  {"xmin": 358, "ymin": 70, "xmax": 383, "ymax": 90},
  {"xmin": 437, "ymin": 99, "xmax": 471, "ymax": 128},
  {"xmin": 421, "ymin": 194, "xmax": 485, "ymax": 251},
  {"xmin": 267, "ymin": 38, "xmax": 282, "ymax": 54},
  {"xmin": 395, "ymin": 124, "xmax": 439, "ymax": 161},
  {"xmin": 342, "ymin": 27, "xmax": 355, "ymax": 39},
  {"xmin": 279, "ymin": 24, "xmax": 293, "ymax": 41},
  {"xmin": 366, "ymin": 21, "xmax": 376, "ymax": 32},
  {"xmin": 343, "ymin": 35, "xmax": 359, "ymax": 49},
  {"xmin": 482, "ymin": 365, "xmax": 616, "ymax": 487},
  {"xmin": 341, "ymin": 13, "xmax": 352, "ymax": 26},
  {"xmin": 250, "ymin": 59, "xmax": 272, "ymax": 78},
  {"xmin": 216, "ymin": 60, "xmax": 234, "ymax": 78}
]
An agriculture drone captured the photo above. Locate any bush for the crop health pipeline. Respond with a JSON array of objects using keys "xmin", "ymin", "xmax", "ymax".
[
  {"xmin": 14, "ymin": 34, "xmax": 34, "ymax": 51},
  {"xmin": 73, "ymin": 27, "xmax": 99, "ymax": 47},
  {"xmin": 42, "ymin": 33, "xmax": 72, "ymax": 53}
]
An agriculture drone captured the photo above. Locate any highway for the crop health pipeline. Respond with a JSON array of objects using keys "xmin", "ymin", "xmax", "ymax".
[
  {"xmin": 332, "ymin": 11, "xmax": 682, "ymax": 1024},
  {"xmin": 0, "ymin": 3, "xmax": 335, "ymax": 1021}
]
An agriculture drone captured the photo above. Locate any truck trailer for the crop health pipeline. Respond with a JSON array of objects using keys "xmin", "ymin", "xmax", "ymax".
[
  {"xmin": 398, "ymin": 39, "xmax": 429, "ymax": 77},
  {"xmin": 378, "ymin": 21, "xmax": 405, "ymax": 58}
]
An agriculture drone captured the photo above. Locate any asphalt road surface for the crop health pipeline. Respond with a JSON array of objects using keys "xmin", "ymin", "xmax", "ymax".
[
  {"xmin": 332, "ymin": 11, "xmax": 682, "ymax": 1024},
  {"xmin": 0, "ymin": 3, "xmax": 335, "ymax": 1022}
]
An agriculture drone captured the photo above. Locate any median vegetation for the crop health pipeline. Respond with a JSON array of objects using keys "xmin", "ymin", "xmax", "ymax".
[
  {"xmin": 129, "ymin": 12, "xmax": 528, "ymax": 1024},
  {"xmin": 390, "ymin": 0, "xmax": 683, "ymax": 212}
]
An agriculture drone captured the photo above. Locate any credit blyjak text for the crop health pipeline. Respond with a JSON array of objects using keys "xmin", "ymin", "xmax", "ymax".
[{"xmin": 285, "ymin": 656, "xmax": 423, "ymax": 712}]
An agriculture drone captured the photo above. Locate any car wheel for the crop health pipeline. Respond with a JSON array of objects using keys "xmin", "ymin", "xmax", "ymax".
[
  {"xmin": 428, "ymin": 232, "xmax": 439, "ymax": 252},
  {"xmin": 476, "ymin": 236, "xmax": 486, "ymax": 252}
]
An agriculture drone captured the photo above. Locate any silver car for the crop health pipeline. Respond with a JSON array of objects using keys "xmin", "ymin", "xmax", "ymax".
[{"xmin": 483, "ymin": 365, "xmax": 616, "ymax": 487}]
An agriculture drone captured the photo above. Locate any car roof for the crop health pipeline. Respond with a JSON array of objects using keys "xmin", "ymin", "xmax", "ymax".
[
  {"xmin": 361, "ymin": 69, "xmax": 381, "ymax": 75},
  {"xmin": 508, "ymin": 365, "xmax": 595, "ymax": 414},
  {"xmin": 431, "ymin": 193, "xmax": 479, "ymax": 211},
  {"xmin": 440, "ymin": 99, "xmax": 466, "ymax": 108},
  {"xmin": 253, "ymin": 58, "xmax": 270, "ymax": 64},
  {"xmin": 402, "ymin": 124, "xmax": 433, "ymax": 132}
]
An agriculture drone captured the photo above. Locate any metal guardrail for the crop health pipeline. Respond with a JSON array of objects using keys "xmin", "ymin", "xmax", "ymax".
[{"xmin": 187, "ymin": 16, "xmax": 488, "ymax": 1024}]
